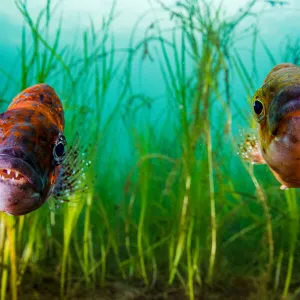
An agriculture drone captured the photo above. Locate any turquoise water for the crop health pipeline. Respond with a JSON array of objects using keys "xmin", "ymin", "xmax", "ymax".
[
  {"xmin": 1, "ymin": 1, "xmax": 300, "ymax": 151},
  {"xmin": 1, "ymin": 0, "xmax": 300, "ymax": 111}
]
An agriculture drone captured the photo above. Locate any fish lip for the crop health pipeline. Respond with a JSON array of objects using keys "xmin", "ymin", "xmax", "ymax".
[
  {"xmin": 0, "ymin": 154, "xmax": 43, "ymax": 193},
  {"xmin": 269, "ymin": 86, "xmax": 300, "ymax": 135}
]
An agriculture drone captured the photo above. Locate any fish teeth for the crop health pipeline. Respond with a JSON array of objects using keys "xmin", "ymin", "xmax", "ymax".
[{"xmin": 0, "ymin": 168, "xmax": 28, "ymax": 184}]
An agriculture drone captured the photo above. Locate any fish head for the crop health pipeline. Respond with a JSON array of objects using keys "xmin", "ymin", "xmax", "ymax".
[
  {"xmin": 252, "ymin": 63, "xmax": 300, "ymax": 187},
  {"xmin": 0, "ymin": 84, "xmax": 66, "ymax": 215}
]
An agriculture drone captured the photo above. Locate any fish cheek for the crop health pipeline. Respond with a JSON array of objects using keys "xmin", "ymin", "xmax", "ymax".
[{"xmin": 257, "ymin": 121, "xmax": 272, "ymax": 161}]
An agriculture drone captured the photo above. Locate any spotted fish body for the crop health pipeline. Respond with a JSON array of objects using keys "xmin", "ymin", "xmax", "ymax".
[
  {"xmin": 0, "ymin": 84, "xmax": 67, "ymax": 215},
  {"xmin": 240, "ymin": 63, "xmax": 300, "ymax": 189}
]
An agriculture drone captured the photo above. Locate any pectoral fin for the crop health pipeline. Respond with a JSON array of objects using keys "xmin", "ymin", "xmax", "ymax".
[
  {"xmin": 52, "ymin": 134, "xmax": 91, "ymax": 202},
  {"xmin": 237, "ymin": 132, "xmax": 266, "ymax": 164}
]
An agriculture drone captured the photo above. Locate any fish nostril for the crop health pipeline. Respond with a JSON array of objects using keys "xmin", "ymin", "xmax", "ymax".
[
  {"xmin": 291, "ymin": 135, "xmax": 298, "ymax": 144},
  {"xmin": 272, "ymin": 129, "xmax": 278, "ymax": 136}
]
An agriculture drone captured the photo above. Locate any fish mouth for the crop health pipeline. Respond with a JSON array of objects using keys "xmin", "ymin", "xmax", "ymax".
[
  {"xmin": 269, "ymin": 86, "xmax": 300, "ymax": 135},
  {"xmin": 0, "ymin": 154, "xmax": 43, "ymax": 193}
]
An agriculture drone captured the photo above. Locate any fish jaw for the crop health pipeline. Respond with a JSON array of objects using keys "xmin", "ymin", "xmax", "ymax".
[
  {"xmin": 264, "ymin": 116, "xmax": 300, "ymax": 187},
  {"xmin": 0, "ymin": 183, "xmax": 41, "ymax": 216},
  {"xmin": 0, "ymin": 153, "xmax": 44, "ymax": 215}
]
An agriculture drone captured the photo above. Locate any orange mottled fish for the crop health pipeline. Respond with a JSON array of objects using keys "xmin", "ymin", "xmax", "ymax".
[
  {"xmin": 0, "ymin": 84, "xmax": 82, "ymax": 216},
  {"xmin": 240, "ymin": 63, "xmax": 300, "ymax": 189}
]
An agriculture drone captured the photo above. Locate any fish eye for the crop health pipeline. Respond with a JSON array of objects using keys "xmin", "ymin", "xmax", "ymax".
[
  {"xmin": 253, "ymin": 100, "xmax": 264, "ymax": 115},
  {"xmin": 55, "ymin": 142, "xmax": 65, "ymax": 157},
  {"xmin": 53, "ymin": 135, "xmax": 66, "ymax": 165}
]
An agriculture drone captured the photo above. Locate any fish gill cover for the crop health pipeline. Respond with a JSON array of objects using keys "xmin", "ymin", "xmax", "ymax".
[{"xmin": 0, "ymin": 0, "xmax": 300, "ymax": 299}]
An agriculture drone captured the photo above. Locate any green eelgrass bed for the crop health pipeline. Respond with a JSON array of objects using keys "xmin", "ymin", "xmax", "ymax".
[{"xmin": 1, "ymin": 1, "xmax": 300, "ymax": 300}]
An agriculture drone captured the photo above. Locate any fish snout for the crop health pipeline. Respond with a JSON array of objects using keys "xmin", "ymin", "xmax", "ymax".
[
  {"xmin": 0, "ymin": 147, "xmax": 45, "ymax": 215},
  {"xmin": 269, "ymin": 86, "xmax": 300, "ymax": 135},
  {"xmin": 0, "ymin": 147, "xmax": 43, "ymax": 192}
]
